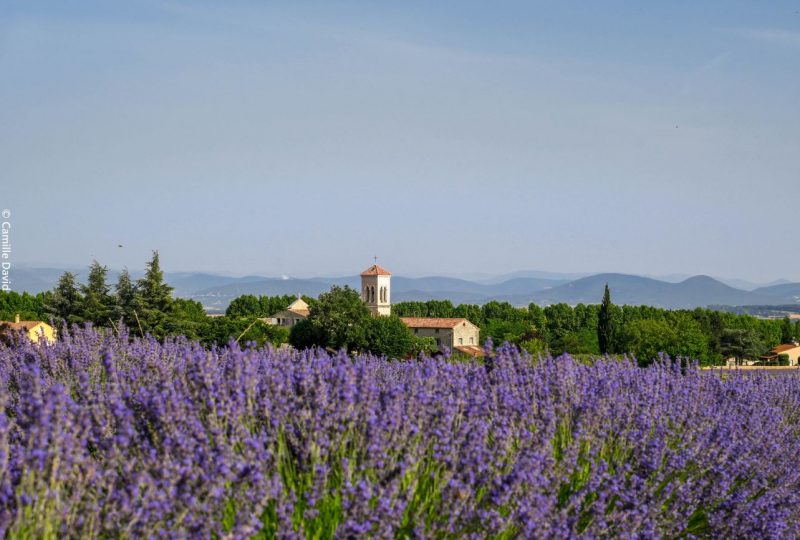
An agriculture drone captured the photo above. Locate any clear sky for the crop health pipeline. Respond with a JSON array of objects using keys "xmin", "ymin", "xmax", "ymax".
[{"xmin": 1, "ymin": 1, "xmax": 798, "ymax": 281}]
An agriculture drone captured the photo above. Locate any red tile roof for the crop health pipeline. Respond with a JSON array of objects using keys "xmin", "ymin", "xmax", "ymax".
[
  {"xmin": 771, "ymin": 344, "xmax": 800, "ymax": 354},
  {"xmin": 3, "ymin": 321, "xmax": 47, "ymax": 331},
  {"xmin": 400, "ymin": 317, "xmax": 470, "ymax": 329},
  {"xmin": 360, "ymin": 264, "xmax": 392, "ymax": 276}
]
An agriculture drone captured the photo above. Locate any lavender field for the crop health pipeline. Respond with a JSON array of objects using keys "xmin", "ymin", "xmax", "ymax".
[{"xmin": 1, "ymin": 328, "xmax": 799, "ymax": 538}]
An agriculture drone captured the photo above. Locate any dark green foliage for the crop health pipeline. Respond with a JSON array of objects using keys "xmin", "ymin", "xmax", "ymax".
[
  {"xmin": 305, "ymin": 286, "xmax": 370, "ymax": 352},
  {"xmin": 364, "ymin": 315, "xmax": 414, "ymax": 358},
  {"xmin": 167, "ymin": 298, "xmax": 210, "ymax": 341},
  {"xmin": 597, "ymin": 284, "xmax": 614, "ymax": 354},
  {"xmin": 393, "ymin": 299, "xmax": 787, "ymax": 365},
  {"xmin": 203, "ymin": 316, "xmax": 289, "ymax": 348},
  {"xmin": 226, "ymin": 294, "xmax": 315, "ymax": 318},
  {"xmin": 80, "ymin": 261, "xmax": 114, "ymax": 326},
  {"xmin": 720, "ymin": 328, "xmax": 764, "ymax": 364},
  {"xmin": 781, "ymin": 317, "xmax": 794, "ymax": 344},
  {"xmin": 113, "ymin": 268, "xmax": 139, "ymax": 328},
  {"xmin": 289, "ymin": 319, "xmax": 325, "ymax": 350},
  {"xmin": 136, "ymin": 251, "xmax": 174, "ymax": 337},
  {"xmin": 46, "ymin": 272, "xmax": 83, "ymax": 324},
  {"xmin": 0, "ymin": 290, "xmax": 50, "ymax": 321},
  {"xmin": 777, "ymin": 354, "xmax": 790, "ymax": 366}
]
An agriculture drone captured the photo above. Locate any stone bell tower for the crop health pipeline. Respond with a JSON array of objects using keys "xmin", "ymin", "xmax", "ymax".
[{"xmin": 360, "ymin": 262, "xmax": 391, "ymax": 316}]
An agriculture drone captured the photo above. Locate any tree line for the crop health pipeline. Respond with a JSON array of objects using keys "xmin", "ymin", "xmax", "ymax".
[
  {"xmin": 4, "ymin": 259, "xmax": 799, "ymax": 365},
  {"xmin": 392, "ymin": 286, "xmax": 800, "ymax": 365},
  {"xmin": 0, "ymin": 252, "xmax": 287, "ymax": 347}
]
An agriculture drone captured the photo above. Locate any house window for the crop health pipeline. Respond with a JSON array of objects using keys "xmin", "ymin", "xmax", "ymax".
[
  {"xmin": 414, "ymin": 329, "xmax": 418, "ymax": 334},
  {"xmin": 459, "ymin": 338, "xmax": 463, "ymax": 345},
  {"xmin": 469, "ymin": 337, "xmax": 474, "ymax": 344},
  {"xmin": 435, "ymin": 329, "xmax": 439, "ymax": 334}
]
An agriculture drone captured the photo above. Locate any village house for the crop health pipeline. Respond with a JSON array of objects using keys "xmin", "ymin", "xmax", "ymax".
[
  {"xmin": 761, "ymin": 343, "xmax": 800, "ymax": 366},
  {"xmin": 0, "ymin": 314, "xmax": 56, "ymax": 344},
  {"xmin": 267, "ymin": 297, "xmax": 310, "ymax": 328},
  {"xmin": 400, "ymin": 317, "xmax": 483, "ymax": 357}
]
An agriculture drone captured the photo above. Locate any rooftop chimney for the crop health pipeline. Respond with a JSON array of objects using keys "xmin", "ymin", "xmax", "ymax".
[{"xmin": 15, "ymin": 314, "xmax": 20, "ymax": 324}]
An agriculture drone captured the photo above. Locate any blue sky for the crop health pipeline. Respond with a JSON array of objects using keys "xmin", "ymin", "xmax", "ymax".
[{"xmin": 1, "ymin": 1, "xmax": 798, "ymax": 281}]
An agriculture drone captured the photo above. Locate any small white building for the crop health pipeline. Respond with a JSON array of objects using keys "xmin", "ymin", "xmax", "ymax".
[{"xmin": 361, "ymin": 264, "xmax": 391, "ymax": 316}]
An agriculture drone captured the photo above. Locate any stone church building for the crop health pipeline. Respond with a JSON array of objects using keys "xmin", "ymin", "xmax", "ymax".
[
  {"xmin": 267, "ymin": 263, "xmax": 483, "ymax": 356},
  {"xmin": 359, "ymin": 263, "xmax": 482, "ymax": 356}
]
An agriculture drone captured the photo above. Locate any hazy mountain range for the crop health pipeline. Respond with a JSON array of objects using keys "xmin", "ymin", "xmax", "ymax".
[{"xmin": 9, "ymin": 267, "xmax": 800, "ymax": 313}]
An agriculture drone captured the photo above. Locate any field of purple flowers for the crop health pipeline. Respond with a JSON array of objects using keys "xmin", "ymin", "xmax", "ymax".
[{"xmin": 1, "ymin": 327, "xmax": 800, "ymax": 538}]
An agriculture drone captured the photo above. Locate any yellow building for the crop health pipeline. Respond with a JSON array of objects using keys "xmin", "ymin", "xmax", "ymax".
[
  {"xmin": 1, "ymin": 314, "xmax": 56, "ymax": 344},
  {"xmin": 267, "ymin": 297, "xmax": 311, "ymax": 328}
]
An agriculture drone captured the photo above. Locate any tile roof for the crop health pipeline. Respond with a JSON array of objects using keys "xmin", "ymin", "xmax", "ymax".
[
  {"xmin": 400, "ymin": 317, "xmax": 470, "ymax": 329},
  {"xmin": 771, "ymin": 344, "xmax": 800, "ymax": 354},
  {"xmin": 360, "ymin": 264, "xmax": 392, "ymax": 276},
  {"xmin": 3, "ymin": 321, "xmax": 47, "ymax": 331}
]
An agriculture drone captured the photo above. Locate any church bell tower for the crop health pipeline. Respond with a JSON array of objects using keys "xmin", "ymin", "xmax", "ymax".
[{"xmin": 360, "ymin": 262, "xmax": 391, "ymax": 316}]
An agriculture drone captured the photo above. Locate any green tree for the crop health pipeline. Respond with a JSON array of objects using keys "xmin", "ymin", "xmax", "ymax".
[
  {"xmin": 620, "ymin": 318, "xmax": 676, "ymax": 366},
  {"xmin": 81, "ymin": 261, "xmax": 114, "ymax": 326},
  {"xmin": 410, "ymin": 336, "xmax": 438, "ymax": 356},
  {"xmin": 226, "ymin": 295, "xmax": 262, "ymax": 318},
  {"xmin": 720, "ymin": 328, "xmax": 764, "ymax": 365},
  {"xmin": 168, "ymin": 298, "xmax": 210, "ymax": 341},
  {"xmin": 288, "ymin": 319, "xmax": 326, "ymax": 350},
  {"xmin": 47, "ymin": 272, "xmax": 84, "ymax": 324},
  {"xmin": 136, "ymin": 251, "xmax": 174, "ymax": 337},
  {"xmin": 781, "ymin": 316, "xmax": 793, "ymax": 344},
  {"xmin": 364, "ymin": 315, "xmax": 414, "ymax": 358},
  {"xmin": 113, "ymin": 268, "xmax": 139, "ymax": 328},
  {"xmin": 297, "ymin": 286, "xmax": 370, "ymax": 352},
  {"xmin": 597, "ymin": 284, "xmax": 614, "ymax": 354}
]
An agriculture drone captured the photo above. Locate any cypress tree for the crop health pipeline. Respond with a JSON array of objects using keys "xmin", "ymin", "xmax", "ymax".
[{"xmin": 597, "ymin": 284, "xmax": 614, "ymax": 354}]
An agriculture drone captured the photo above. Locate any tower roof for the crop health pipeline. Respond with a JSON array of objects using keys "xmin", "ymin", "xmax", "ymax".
[
  {"xmin": 284, "ymin": 297, "xmax": 310, "ymax": 316},
  {"xmin": 360, "ymin": 264, "xmax": 392, "ymax": 276}
]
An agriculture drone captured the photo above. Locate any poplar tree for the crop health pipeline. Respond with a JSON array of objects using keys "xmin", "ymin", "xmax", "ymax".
[{"xmin": 597, "ymin": 284, "xmax": 614, "ymax": 354}]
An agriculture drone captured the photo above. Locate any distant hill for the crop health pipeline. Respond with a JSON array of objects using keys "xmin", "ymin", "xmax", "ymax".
[
  {"xmin": 751, "ymin": 283, "xmax": 800, "ymax": 302},
  {"xmin": 531, "ymin": 274, "xmax": 783, "ymax": 309},
  {"xmin": 8, "ymin": 267, "xmax": 800, "ymax": 311}
]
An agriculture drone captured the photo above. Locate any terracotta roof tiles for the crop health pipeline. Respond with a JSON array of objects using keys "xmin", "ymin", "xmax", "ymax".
[
  {"xmin": 400, "ymin": 317, "xmax": 471, "ymax": 329},
  {"xmin": 360, "ymin": 264, "xmax": 392, "ymax": 276}
]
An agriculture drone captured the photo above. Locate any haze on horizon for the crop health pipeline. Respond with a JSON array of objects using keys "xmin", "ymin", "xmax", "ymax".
[{"xmin": 1, "ymin": 1, "xmax": 798, "ymax": 283}]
